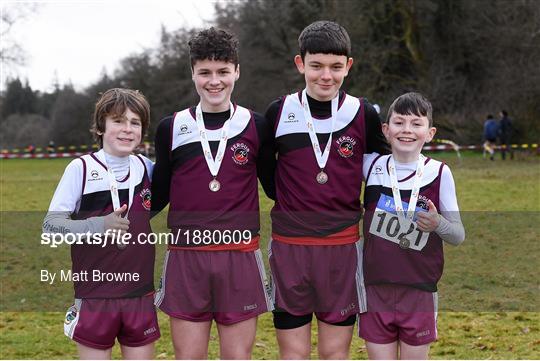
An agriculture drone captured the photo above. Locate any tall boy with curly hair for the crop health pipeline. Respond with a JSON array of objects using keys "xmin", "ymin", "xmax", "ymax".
[{"xmin": 151, "ymin": 27, "xmax": 276, "ymax": 359}]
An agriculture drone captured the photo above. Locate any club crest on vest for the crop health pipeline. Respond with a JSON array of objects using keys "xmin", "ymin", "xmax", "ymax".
[
  {"xmin": 336, "ymin": 135, "xmax": 357, "ymax": 158},
  {"xmin": 231, "ymin": 142, "xmax": 250, "ymax": 165},
  {"xmin": 417, "ymin": 195, "xmax": 431, "ymax": 211},
  {"xmin": 140, "ymin": 188, "xmax": 151, "ymax": 210}
]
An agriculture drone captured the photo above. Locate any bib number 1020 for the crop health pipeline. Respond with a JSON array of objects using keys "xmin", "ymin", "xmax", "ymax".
[{"xmin": 369, "ymin": 210, "xmax": 429, "ymax": 251}]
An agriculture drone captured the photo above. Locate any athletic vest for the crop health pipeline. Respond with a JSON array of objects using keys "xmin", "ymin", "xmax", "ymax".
[
  {"xmin": 167, "ymin": 105, "xmax": 260, "ymax": 251},
  {"xmin": 72, "ymin": 150, "xmax": 154, "ymax": 298},
  {"xmin": 271, "ymin": 91, "xmax": 366, "ymax": 243},
  {"xmin": 363, "ymin": 154, "xmax": 445, "ymax": 292}
]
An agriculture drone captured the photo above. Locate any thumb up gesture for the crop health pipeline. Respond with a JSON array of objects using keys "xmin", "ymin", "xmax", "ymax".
[
  {"xmin": 103, "ymin": 204, "xmax": 130, "ymax": 233},
  {"xmin": 416, "ymin": 200, "xmax": 440, "ymax": 233}
]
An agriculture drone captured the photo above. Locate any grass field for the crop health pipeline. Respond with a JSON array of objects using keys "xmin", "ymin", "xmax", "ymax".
[{"xmin": 0, "ymin": 152, "xmax": 539, "ymax": 359}]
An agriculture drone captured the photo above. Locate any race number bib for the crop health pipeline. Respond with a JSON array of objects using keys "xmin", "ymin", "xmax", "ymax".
[{"xmin": 369, "ymin": 194, "xmax": 429, "ymax": 251}]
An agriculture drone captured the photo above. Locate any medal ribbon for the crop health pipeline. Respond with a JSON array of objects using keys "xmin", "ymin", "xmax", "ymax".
[
  {"xmin": 195, "ymin": 102, "xmax": 235, "ymax": 179},
  {"xmin": 301, "ymin": 89, "xmax": 338, "ymax": 171},
  {"xmin": 105, "ymin": 154, "xmax": 137, "ymax": 218},
  {"xmin": 388, "ymin": 154, "xmax": 425, "ymax": 230}
]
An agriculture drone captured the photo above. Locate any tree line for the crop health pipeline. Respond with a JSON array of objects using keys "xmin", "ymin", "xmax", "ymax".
[{"xmin": 1, "ymin": 0, "xmax": 539, "ymax": 149}]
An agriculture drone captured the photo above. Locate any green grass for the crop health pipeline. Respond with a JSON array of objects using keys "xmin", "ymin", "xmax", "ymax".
[{"xmin": 1, "ymin": 153, "xmax": 539, "ymax": 359}]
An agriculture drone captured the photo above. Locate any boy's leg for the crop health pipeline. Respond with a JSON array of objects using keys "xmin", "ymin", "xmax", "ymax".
[
  {"xmin": 217, "ymin": 317, "xmax": 257, "ymax": 359},
  {"xmin": 317, "ymin": 319, "xmax": 354, "ymax": 359},
  {"xmin": 269, "ymin": 240, "xmax": 317, "ymax": 359},
  {"xmin": 489, "ymin": 141, "xmax": 496, "ymax": 160},
  {"xmin": 358, "ymin": 286, "xmax": 399, "ymax": 359},
  {"xmin": 394, "ymin": 286, "xmax": 437, "ymax": 359},
  {"xmin": 76, "ymin": 343, "xmax": 112, "ymax": 360},
  {"xmin": 170, "ymin": 317, "xmax": 212, "ymax": 359},
  {"xmin": 276, "ymin": 323, "xmax": 312, "ymax": 359},
  {"xmin": 117, "ymin": 295, "xmax": 161, "ymax": 356},
  {"xmin": 65, "ymin": 299, "xmax": 119, "ymax": 359},
  {"xmin": 313, "ymin": 241, "xmax": 364, "ymax": 359},
  {"xmin": 120, "ymin": 342, "xmax": 155, "ymax": 359},
  {"xmin": 399, "ymin": 341, "xmax": 430, "ymax": 360},
  {"xmin": 155, "ymin": 250, "xmax": 214, "ymax": 358},
  {"xmin": 212, "ymin": 249, "xmax": 273, "ymax": 359},
  {"xmin": 365, "ymin": 341, "xmax": 398, "ymax": 360}
]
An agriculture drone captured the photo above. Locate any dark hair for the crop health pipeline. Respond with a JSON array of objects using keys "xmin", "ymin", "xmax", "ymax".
[
  {"xmin": 386, "ymin": 92, "xmax": 433, "ymax": 126},
  {"xmin": 487, "ymin": 114, "xmax": 494, "ymax": 119},
  {"xmin": 188, "ymin": 27, "xmax": 239, "ymax": 68},
  {"xmin": 298, "ymin": 21, "xmax": 351, "ymax": 60},
  {"xmin": 501, "ymin": 110, "xmax": 508, "ymax": 117},
  {"xmin": 91, "ymin": 88, "xmax": 150, "ymax": 147}
]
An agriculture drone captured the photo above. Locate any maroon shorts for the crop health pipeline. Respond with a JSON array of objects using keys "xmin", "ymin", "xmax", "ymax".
[
  {"xmin": 63, "ymin": 295, "xmax": 160, "ymax": 350},
  {"xmin": 268, "ymin": 239, "xmax": 366, "ymax": 324},
  {"xmin": 359, "ymin": 284, "xmax": 438, "ymax": 346},
  {"xmin": 155, "ymin": 249, "xmax": 272, "ymax": 325}
]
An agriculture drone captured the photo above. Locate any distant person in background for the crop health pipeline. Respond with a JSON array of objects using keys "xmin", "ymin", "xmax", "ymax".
[
  {"xmin": 47, "ymin": 140, "xmax": 56, "ymax": 154},
  {"xmin": 483, "ymin": 114, "xmax": 498, "ymax": 161},
  {"xmin": 499, "ymin": 110, "xmax": 514, "ymax": 160}
]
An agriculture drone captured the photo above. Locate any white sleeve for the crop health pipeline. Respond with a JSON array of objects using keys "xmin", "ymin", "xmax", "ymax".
[
  {"xmin": 43, "ymin": 159, "xmax": 104, "ymax": 235},
  {"xmin": 48, "ymin": 159, "xmax": 83, "ymax": 213},
  {"xmin": 435, "ymin": 165, "xmax": 465, "ymax": 245},
  {"xmin": 363, "ymin": 152, "xmax": 380, "ymax": 179},
  {"xmin": 139, "ymin": 154, "xmax": 154, "ymax": 180}
]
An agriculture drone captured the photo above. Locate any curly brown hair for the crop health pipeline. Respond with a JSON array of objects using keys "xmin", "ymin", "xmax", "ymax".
[{"xmin": 188, "ymin": 27, "xmax": 239, "ymax": 68}]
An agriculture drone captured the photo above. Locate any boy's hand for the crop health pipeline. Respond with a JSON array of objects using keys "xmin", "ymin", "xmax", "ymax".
[
  {"xmin": 416, "ymin": 200, "xmax": 440, "ymax": 232},
  {"xmin": 103, "ymin": 204, "xmax": 130, "ymax": 233}
]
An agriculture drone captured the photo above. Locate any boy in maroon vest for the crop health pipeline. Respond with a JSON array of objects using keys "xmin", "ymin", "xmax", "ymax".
[
  {"xmin": 151, "ymin": 28, "xmax": 275, "ymax": 359},
  {"xmin": 43, "ymin": 89, "xmax": 158, "ymax": 359},
  {"xmin": 264, "ymin": 20, "xmax": 389, "ymax": 359},
  {"xmin": 361, "ymin": 92, "xmax": 465, "ymax": 359}
]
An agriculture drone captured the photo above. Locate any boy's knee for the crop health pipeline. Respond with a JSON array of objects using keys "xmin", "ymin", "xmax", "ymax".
[{"xmin": 318, "ymin": 348, "xmax": 349, "ymax": 360}]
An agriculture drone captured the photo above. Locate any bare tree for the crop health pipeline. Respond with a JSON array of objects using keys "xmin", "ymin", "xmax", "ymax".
[{"xmin": 1, "ymin": 3, "xmax": 39, "ymax": 74}]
